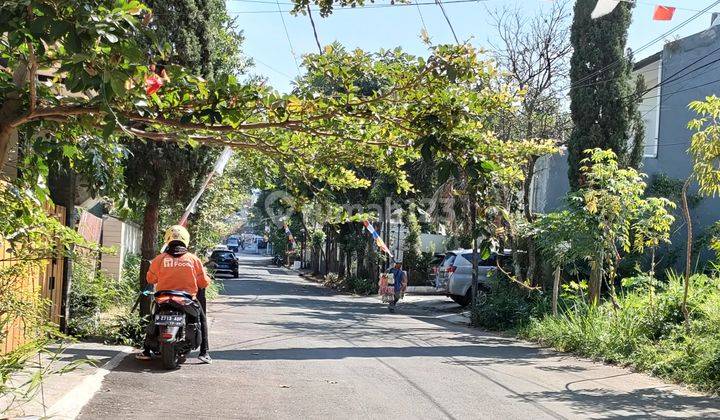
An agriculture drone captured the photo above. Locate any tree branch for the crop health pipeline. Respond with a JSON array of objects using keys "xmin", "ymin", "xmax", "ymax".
[{"xmin": 27, "ymin": 42, "xmax": 37, "ymax": 116}]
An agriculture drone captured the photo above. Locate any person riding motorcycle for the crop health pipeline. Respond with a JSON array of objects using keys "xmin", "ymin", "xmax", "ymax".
[{"xmin": 135, "ymin": 225, "xmax": 213, "ymax": 364}]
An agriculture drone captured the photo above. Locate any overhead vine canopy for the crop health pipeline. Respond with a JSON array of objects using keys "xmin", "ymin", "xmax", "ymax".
[{"xmin": 0, "ymin": 0, "xmax": 547, "ymax": 193}]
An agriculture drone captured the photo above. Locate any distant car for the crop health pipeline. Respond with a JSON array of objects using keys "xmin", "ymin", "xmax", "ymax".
[
  {"xmin": 226, "ymin": 237, "xmax": 240, "ymax": 253},
  {"xmin": 435, "ymin": 249, "xmax": 510, "ymax": 307},
  {"xmin": 206, "ymin": 250, "xmax": 239, "ymax": 278},
  {"xmin": 214, "ymin": 244, "xmax": 229, "ymax": 251}
]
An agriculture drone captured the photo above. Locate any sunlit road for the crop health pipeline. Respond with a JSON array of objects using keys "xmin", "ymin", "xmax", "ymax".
[{"xmin": 79, "ymin": 254, "xmax": 720, "ymax": 419}]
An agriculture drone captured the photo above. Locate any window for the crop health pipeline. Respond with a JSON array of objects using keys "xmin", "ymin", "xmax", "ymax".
[
  {"xmin": 441, "ymin": 254, "xmax": 456, "ymax": 268},
  {"xmin": 461, "ymin": 253, "xmax": 497, "ymax": 267},
  {"xmin": 635, "ymin": 59, "xmax": 661, "ymax": 159},
  {"xmin": 212, "ymin": 251, "xmax": 236, "ymax": 261}
]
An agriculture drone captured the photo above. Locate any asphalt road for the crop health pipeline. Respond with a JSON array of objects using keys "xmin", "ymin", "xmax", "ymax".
[{"xmin": 79, "ymin": 254, "xmax": 720, "ymax": 419}]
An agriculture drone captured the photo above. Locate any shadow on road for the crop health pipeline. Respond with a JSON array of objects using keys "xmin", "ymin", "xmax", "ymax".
[
  {"xmin": 210, "ymin": 343, "xmax": 553, "ymax": 363},
  {"xmin": 513, "ymin": 387, "xmax": 719, "ymax": 418}
]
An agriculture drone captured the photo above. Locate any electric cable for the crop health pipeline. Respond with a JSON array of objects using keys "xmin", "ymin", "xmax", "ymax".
[
  {"xmin": 275, "ymin": 0, "xmax": 301, "ymax": 73},
  {"xmin": 435, "ymin": 0, "xmax": 460, "ymax": 43},
  {"xmin": 570, "ymin": 0, "xmax": 720, "ymax": 90}
]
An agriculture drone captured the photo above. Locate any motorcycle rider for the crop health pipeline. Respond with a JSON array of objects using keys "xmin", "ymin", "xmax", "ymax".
[{"xmin": 135, "ymin": 225, "xmax": 213, "ymax": 364}]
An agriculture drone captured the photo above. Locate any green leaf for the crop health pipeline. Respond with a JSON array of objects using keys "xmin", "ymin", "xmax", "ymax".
[
  {"xmin": 65, "ymin": 31, "xmax": 81, "ymax": 53},
  {"xmin": 102, "ymin": 122, "xmax": 116, "ymax": 139},
  {"xmin": 110, "ymin": 72, "xmax": 126, "ymax": 96},
  {"xmin": 62, "ymin": 145, "xmax": 77, "ymax": 159},
  {"xmin": 479, "ymin": 244, "xmax": 491, "ymax": 260},
  {"xmin": 480, "ymin": 160, "xmax": 499, "ymax": 173}
]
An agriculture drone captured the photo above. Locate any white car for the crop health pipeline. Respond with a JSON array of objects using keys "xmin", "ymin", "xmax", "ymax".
[{"xmin": 436, "ymin": 249, "xmax": 510, "ymax": 306}]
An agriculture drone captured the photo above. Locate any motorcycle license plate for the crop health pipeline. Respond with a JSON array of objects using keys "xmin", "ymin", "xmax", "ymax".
[{"xmin": 155, "ymin": 314, "xmax": 184, "ymax": 326}]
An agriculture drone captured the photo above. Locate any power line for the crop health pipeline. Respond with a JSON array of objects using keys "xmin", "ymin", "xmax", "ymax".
[
  {"xmin": 227, "ymin": 0, "xmax": 487, "ymax": 14},
  {"xmin": 570, "ymin": 0, "xmax": 720, "ymax": 90},
  {"xmin": 435, "ymin": 0, "xmax": 460, "ymax": 43},
  {"xmin": 414, "ymin": 0, "xmax": 430, "ymax": 38},
  {"xmin": 306, "ymin": 4, "xmax": 323, "ymax": 54},
  {"xmin": 253, "ymin": 57, "xmax": 296, "ymax": 80},
  {"xmin": 274, "ymin": 0, "xmax": 301, "ymax": 73},
  {"xmin": 228, "ymin": 0, "xmax": 718, "ymax": 15},
  {"xmin": 641, "ymin": 75, "xmax": 720, "ymax": 102}
]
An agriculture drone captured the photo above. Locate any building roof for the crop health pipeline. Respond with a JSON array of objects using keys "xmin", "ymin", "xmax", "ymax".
[{"xmin": 634, "ymin": 51, "xmax": 662, "ymax": 71}]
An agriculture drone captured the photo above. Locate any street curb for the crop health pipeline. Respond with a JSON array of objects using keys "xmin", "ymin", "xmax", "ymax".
[{"xmin": 46, "ymin": 346, "xmax": 133, "ymax": 419}]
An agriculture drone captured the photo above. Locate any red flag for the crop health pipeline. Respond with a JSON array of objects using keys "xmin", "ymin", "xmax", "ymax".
[
  {"xmin": 653, "ymin": 5, "xmax": 676, "ymax": 21},
  {"xmin": 145, "ymin": 73, "xmax": 164, "ymax": 95}
]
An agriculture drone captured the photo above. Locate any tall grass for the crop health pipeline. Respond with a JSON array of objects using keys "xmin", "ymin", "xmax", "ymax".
[{"xmin": 521, "ymin": 272, "xmax": 720, "ymax": 393}]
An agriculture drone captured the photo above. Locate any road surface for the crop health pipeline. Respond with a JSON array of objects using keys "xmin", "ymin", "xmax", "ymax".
[{"xmin": 79, "ymin": 254, "xmax": 720, "ymax": 419}]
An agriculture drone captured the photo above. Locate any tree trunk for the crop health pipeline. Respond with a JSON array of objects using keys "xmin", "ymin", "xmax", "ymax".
[
  {"xmin": 681, "ymin": 178, "xmax": 693, "ymax": 332},
  {"xmin": 589, "ymin": 254, "xmax": 603, "ymax": 306},
  {"xmin": 356, "ymin": 244, "xmax": 366, "ymax": 278},
  {"xmin": 346, "ymin": 250, "xmax": 353, "ymax": 279},
  {"xmin": 649, "ymin": 247, "xmax": 656, "ymax": 308},
  {"xmin": 139, "ymin": 177, "xmax": 163, "ymax": 317},
  {"xmin": 367, "ymin": 232, "xmax": 379, "ymax": 283},
  {"xmin": 470, "ymin": 192, "xmax": 479, "ymax": 305},
  {"xmin": 552, "ymin": 265, "xmax": 561, "ymax": 316},
  {"xmin": 0, "ymin": 73, "xmax": 26, "ymax": 171},
  {"xmin": 324, "ymin": 227, "xmax": 331, "ymax": 275},
  {"xmin": 312, "ymin": 246, "xmax": 319, "ymax": 275},
  {"xmin": 338, "ymin": 247, "xmax": 346, "ymax": 279},
  {"xmin": 523, "ymin": 156, "xmax": 539, "ymax": 284},
  {"xmin": 0, "ymin": 124, "xmax": 14, "ymax": 171}
]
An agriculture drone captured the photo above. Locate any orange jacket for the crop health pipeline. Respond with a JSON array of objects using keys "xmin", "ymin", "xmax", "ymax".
[{"xmin": 147, "ymin": 252, "xmax": 211, "ymax": 296}]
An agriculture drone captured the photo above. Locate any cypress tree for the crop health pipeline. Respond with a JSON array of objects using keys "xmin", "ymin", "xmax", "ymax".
[{"xmin": 567, "ymin": 0, "xmax": 644, "ymax": 189}]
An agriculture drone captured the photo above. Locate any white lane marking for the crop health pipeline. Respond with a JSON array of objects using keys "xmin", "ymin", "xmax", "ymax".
[{"xmin": 46, "ymin": 347, "xmax": 133, "ymax": 419}]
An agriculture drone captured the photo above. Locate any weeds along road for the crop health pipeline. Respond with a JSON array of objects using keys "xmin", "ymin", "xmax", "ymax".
[{"xmin": 79, "ymin": 254, "xmax": 720, "ymax": 419}]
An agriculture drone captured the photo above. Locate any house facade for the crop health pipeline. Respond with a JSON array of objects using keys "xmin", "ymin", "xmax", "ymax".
[{"xmin": 531, "ymin": 21, "xmax": 720, "ymax": 264}]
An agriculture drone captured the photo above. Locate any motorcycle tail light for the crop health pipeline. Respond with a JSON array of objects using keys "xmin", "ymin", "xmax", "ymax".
[
  {"xmin": 161, "ymin": 332, "xmax": 174, "ymax": 339},
  {"xmin": 170, "ymin": 296, "xmax": 192, "ymax": 305},
  {"xmin": 156, "ymin": 295, "xmax": 191, "ymax": 305}
]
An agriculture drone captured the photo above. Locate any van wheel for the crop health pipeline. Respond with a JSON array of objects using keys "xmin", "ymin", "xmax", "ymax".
[
  {"xmin": 451, "ymin": 289, "xmax": 473, "ymax": 307},
  {"xmin": 161, "ymin": 343, "xmax": 179, "ymax": 370}
]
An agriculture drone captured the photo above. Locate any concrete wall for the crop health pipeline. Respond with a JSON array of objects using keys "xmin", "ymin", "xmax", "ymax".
[
  {"xmin": 532, "ymin": 151, "xmax": 570, "ymax": 214},
  {"xmin": 534, "ymin": 25, "xmax": 720, "ymax": 266},
  {"xmin": 643, "ymin": 26, "xmax": 720, "ymax": 261}
]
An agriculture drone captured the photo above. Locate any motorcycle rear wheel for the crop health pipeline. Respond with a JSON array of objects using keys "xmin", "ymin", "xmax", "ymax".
[{"xmin": 160, "ymin": 343, "xmax": 179, "ymax": 370}]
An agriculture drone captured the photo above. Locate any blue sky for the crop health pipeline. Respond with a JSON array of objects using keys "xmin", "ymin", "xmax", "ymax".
[{"xmin": 226, "ymin": 0, "xmax": 720, "ymax": 92}]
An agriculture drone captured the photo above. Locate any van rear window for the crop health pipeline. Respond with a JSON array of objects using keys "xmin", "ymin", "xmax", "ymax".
[
  {"xmin": 461, "ymin": 253, "xmax": 497, "ymax": 267},
  {"xmin": 441, "ymin": 254, "xmax": 456, "ymax": 267}
]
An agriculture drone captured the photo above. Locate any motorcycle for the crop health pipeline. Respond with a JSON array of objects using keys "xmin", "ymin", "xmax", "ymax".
[{"xmin": 144, "ymin": 290, "xmax": 203, "ymax": 370}]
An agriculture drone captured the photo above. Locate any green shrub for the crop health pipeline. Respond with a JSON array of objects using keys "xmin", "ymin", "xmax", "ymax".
[
  {"xmin": 321, "ymin": 273, "xmax": 377, "ymax": 295},
  {"xmin": 68, "ymin": 259, "xmax": 120, "ymax": 338},
  {"xmin": 205, "ymin": 278, "xmax": 225, "ymax": 301},
  {"xmin": 69, "ymin": 253, "xmax": 144, "ymax": 343},
  {"xmin": 344, "ymin": 276, "xmax": 378, "ymax": 295},
  {"xmin": 521, "ymin": 272, "xmax": 720, "ymax": 393},
  {"xmin": 470, "ymin": 275, "xmax": 548, "ymax": 331},
  {"xmin": 106, "ymin": 310, "xmax": 145, "ymax": 347}
]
